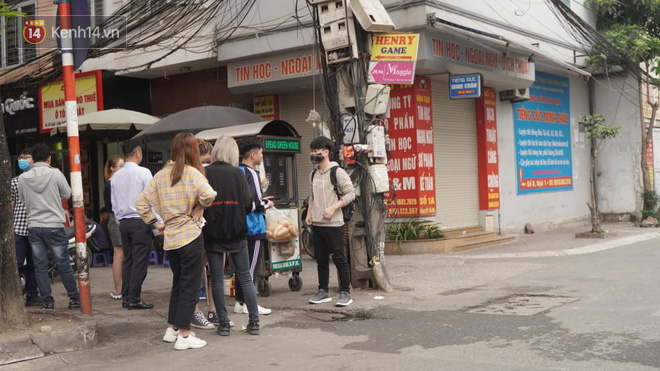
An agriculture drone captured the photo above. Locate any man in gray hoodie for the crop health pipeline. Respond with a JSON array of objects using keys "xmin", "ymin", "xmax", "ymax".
[
  {"xmin": 18, "ymin": 143, "xmax": 80, "ymax": 310},
  {"xmin": 305, "ymin": 137, "xmax": 355, "ymax": 307}
]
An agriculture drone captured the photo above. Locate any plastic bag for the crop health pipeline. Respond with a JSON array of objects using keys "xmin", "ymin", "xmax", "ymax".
[
  {"xmin": 276, "ymin": 240, "xmax": 296, "ymax": 260},
  {"xmin": 265, "ymin": 208, "xmax": 298, "ymax": 242}
]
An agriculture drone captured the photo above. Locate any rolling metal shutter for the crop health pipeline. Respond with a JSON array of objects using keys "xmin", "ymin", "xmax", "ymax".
[
  {"xmin": 432, "ymin": 82, "xmax": 480, "ymax": 227},
  {"xmin": 279, "ymin": 91, "xmax": 319, "ymax": 202}
]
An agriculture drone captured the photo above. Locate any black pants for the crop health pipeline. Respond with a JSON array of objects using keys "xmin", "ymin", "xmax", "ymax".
[
  {"xmin": 167, "ymin": 234, "xmax": 204, "ymax": 330},
  {"xmin": 119, "ymin": 218, "xmax": 153, "ymax": 304},
  {"xmin": 312, "ymin": 225, "xmax": 350, "ymax": 292},
  {"xmin": 235, "ymin": 238, "xmax": 264, "ymax": 303}
]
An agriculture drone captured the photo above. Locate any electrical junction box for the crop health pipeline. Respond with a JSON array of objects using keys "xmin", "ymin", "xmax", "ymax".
[
  {"xmin": 321, "ymin": 19, "xmax": 351, "ymax": 51},
  {"xmin": 364, "ymin": 84, "xmax": 390, "ymax": 116},
  {"xmin": 369, "ymin": 164, "xmax": 390, "ymax": 193},
  {"xmin": 343, "ymin": 115, "xmax": 358, "ymax": 144},
  {"xmin": 350, "ymin": 0, "xmax": 395, "ymax": 32},
  {"xmin": 317, "ymin": 0, "xmax": 347, "ymax": 26},
  {"xmin": 366, "ymin": 125, "xmax": 386, "ymax": 158}
]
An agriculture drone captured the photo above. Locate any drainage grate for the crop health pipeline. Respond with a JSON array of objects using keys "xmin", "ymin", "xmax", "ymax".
[{"xmin": 467, "ymin": 294, "xmax": 578, "ymax": 316}]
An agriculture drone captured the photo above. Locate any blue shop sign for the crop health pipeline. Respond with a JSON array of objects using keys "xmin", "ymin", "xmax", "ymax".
[{"xmin": 449, "ymin": 74, "xmax": 482, "ymax": 99}]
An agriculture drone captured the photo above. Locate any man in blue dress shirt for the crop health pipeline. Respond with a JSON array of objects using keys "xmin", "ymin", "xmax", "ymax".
[{"xmin": 111, "ymin": 139, "xmax": 155, "ymax": 310}]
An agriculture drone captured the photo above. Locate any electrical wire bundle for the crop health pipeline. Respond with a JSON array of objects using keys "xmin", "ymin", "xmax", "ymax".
[
  {"xmin": 545, "ymin": 0, "xmax": 655, "ymax": 83},
  {"xmin": 1, "ymin": 0, "xmax": 257, "ymax": 92}
]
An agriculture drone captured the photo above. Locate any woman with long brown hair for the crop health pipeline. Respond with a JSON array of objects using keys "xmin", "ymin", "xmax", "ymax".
[
  {"xmin": 103, "ymin": 155, "xmax": 124, "ymax": 300},
  {"xmin": 136, "ymin": 132, "xmax": 216, "ymax": 351}
]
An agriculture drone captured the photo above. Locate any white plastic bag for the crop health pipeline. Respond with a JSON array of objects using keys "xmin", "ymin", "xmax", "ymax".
[{"xmin": 265, "ymin": 208, "xmax": 298, "ymax": 242}]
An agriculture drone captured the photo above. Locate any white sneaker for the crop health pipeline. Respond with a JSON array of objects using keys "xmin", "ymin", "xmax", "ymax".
[
  {"xmin": 234, "ymin": 302, "xmax": 244, "ymax": 314},
  {"xmin": 174, "ymin": 333, "xmax": 207, "ymax": 350},
  {"xmin": 240, "ymin": 303, "xmax": 272, "ymax": 315},
  {"xmin": 164, "ymin": 328, "xmax": 196, "ymax": 343},
  {"xmin": 163, "ymin": 327, "xmax": 178, "ymax": 343}
]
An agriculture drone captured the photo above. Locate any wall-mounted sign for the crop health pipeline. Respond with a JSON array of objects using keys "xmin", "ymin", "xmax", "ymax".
[
  {"xmin": 476, "ymin": 88, "xmax": 500, "ymax": 210},
  {"xmin": 368, "ymin": 33, "xmax": 419, "ymax": 85},
  {"xmin": 253, "ymin": 95, "xmax": 279, "ymax": 121},
  {"xmin": 2, "ymin": 95, "xmax": 35, "ymax": 115},
  {"xmin": 262, "ymin": 136, "xmax": 301, "ymax": 153},
  {"xmin": 228, "ymin": 50, "xmax": 322, "ymax": 89},
  {"xmin": 450, "ymin": 74, "xmax": 482, "ymax": 99},
  {"xmin": 514, "ymin": 72, "xmax": 572, "ymax": 194},
  {"xmin": 39, "ymin": 70, "xmax": 103, "ymax": 133},
  {"xmin": 383, "ymin": 76, "xmax": 436, "ymax": 217}
]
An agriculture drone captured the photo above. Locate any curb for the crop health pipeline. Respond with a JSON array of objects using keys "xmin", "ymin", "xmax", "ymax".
[
  {"xmin": 0, "ymin": 320, "xmax": 97, "ymax": 366},
  {"xmin": 446, "ymin": 231, "xmax": 660, "ymax": 259}
]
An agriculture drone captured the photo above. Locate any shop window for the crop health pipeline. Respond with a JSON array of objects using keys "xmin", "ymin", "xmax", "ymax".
[{"xmin": 0, "ymin": 2, "xmax": 36, "ymax": 69}]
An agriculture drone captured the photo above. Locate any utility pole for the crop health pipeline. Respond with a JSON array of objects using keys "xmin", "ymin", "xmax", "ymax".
[
  {"xmin": 55, "ymin": 0, "xmax": 91, "ymax": 315},
  {"xmin": 311, "ymin": 0, "xmax": 393, "ymax": 291}
]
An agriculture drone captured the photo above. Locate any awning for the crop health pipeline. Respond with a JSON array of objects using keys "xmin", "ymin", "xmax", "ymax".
[
  {"xmin": 195, "ymin": 121, "xmax": 270, "ymax": 140},
  {"xmin": 196, "ymin": 120, "xmax": 300, "ymax": 141}
]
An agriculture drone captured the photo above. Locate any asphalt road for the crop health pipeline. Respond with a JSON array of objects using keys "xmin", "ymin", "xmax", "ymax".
[{"xmin": 6, "ymin": 237, "xmax": 660, "ymax": 370}]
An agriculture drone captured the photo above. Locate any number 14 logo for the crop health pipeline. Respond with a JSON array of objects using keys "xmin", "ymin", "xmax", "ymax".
[{"xmin": 23, "ymin": 20, "xmax": 46, "ymax": 45}]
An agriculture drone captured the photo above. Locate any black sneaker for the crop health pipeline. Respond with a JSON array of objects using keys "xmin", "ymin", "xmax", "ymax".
[
  {"xmin": 68, "ymin": 298, "xmax": 80, "ymax": 309},
  {"xmin": 218, "ymin": 322, "xmax": 230, "ymax": 336},
  {"xmin": 246, "ymin": 322, "xmax": 259, "ymax": 335},
  {"xmin": 26, "ymin": 295, "xmax": 43, "ymax": 307},
  {"xmin": 42, "ymin": 301, "xmax": 54, "ymax": 309}
]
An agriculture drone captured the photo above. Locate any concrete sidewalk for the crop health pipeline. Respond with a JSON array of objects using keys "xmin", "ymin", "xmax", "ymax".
[{"xmin": 2, "ymin": 221, "xmax": 657, "ymax": 366}]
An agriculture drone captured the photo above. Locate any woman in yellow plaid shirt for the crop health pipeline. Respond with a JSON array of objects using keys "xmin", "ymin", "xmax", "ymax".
[{"xmin": 136, "ymin": 132, "xmax": 217, "ymax": 351}]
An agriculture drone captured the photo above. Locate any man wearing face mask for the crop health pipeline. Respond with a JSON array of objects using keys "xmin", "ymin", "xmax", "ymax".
[
  {"xmin": 305, "ymin": 137, "xmax": 355, "ymax": 307},
  {"xmin": 18, "ymin": 144, "xmax": 79, "ymax": 310},
  {"xmin": 11, "ymin": 148, "xmax": 41, "ymax": 307}
]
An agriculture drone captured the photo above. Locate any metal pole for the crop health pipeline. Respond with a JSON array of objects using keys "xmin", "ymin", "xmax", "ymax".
[{"xmin": 57, "ymin": 0, "xmax": 91, "ymax": 315}]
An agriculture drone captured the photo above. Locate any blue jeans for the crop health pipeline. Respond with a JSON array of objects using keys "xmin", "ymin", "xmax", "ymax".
[
  {"xmin": 207, "ymin": 240, "xmax": 259, "ymax": 324},
  {"xmin": 29, "ymin": 227, "xmax": 80, "ymax": 303},
  {"xmin": 15, "ymin": 234, "xmax": 38, "ymax": 298}
]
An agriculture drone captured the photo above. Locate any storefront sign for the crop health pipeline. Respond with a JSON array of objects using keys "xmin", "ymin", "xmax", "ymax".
[
  {"xmin": 2, "ymin": 95, "xmax": 35, "ymax": 115},
  {"xmin": 415, "ymin": 31, "xmax": 535, "ymax": 90},
  {"xmin": 514, "ymin": 72, "xmax": 573, "ymax": 194},
  {"xmin": 39, "ymin": 70, "xmax": 104, "ymax": 133},
  {"xmin": 450, "ymin": 74, "xmax": 482, "ymax": 99},
  {"xmin": 383, "ymin": 76, "xmax": 436, "ymax": 217},
  {"xmin": 476, "ymin": 88, "xmax": 500, "ymax": 210},
  {"xmin": 262, "ymin": 136, "xmax": 301, "ymax": 153},
  {"xmin": 430, "ymin": 35, "xmax": 533, "ymax": 80},
  {"xmin": 228, "ymin": 50, "xmax": 322, "ymax": 89},
  {"xmin": 369, "ymin": 33, "xmax": 419, "ymax": 85},
  {"xmin": 253, "ymin": 95, "xmax": 279, "ymax": 121}
]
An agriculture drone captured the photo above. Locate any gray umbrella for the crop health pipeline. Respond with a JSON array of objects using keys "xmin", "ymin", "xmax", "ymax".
[{"xmin": 133, "ymin": 105, "xmax": 264, "ymax": 149}]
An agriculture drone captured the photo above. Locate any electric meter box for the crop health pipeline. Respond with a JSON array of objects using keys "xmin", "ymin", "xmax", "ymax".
[
  {"xmin": 321, "ymin": 19, "xmax": 351, "ymax": 51},
  {"xmin": 350, "ymin": 0, "xmax": 395, "ymax": 32},
  {"xmin": 317, "ymin": 0, "xmax": 347, "ymax": 26},
  {"xmin": 366, "ymin": 125, "xmax": 386, "ymax": 158},
  {"xmin": 369, "ymin": 164, "xmax": 390, "ymax": 193},
  {"xmin": 364, "ymin": 84, "xmax": 390, "ymax": 115}
]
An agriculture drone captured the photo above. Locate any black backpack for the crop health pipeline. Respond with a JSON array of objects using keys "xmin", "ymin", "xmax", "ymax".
[{"xmin": 311, "ymin": 166, "xmax": 355, "ymax": 222}]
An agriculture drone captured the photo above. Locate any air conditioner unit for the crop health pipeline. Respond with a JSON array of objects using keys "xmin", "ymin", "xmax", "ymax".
[{"xmin": 500, "ymin": 88, "xmax": 530, "ymax": 102}]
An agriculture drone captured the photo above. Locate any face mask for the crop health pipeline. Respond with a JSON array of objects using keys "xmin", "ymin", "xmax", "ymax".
[
  {"xmin": 310, "ymin": 153, "xmax": 324, "ymax": 163},
  {"xmin": 18, "ymin": 159, "xmax": 31, "ymax": 171}
]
